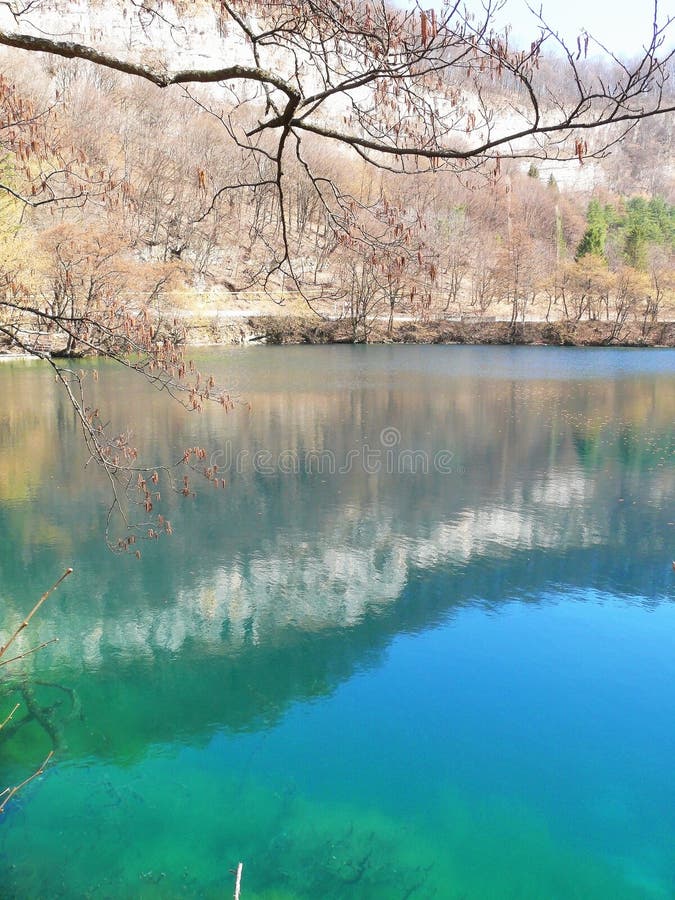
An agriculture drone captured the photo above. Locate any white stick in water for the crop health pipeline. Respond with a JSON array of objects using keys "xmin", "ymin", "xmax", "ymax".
[{"xmin": 234, "ymin": 862, "xmax": 243, "ymax": 900}]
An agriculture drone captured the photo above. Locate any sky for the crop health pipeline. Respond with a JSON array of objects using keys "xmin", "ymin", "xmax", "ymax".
[{"xmin": 470, "ymin": 0, "xmax": 675, "ymax": 56}]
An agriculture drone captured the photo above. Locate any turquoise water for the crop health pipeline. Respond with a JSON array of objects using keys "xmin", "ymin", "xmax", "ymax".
[{"xmin": 0, "ymin": 346, "xmax": 674, "ymax": 898}]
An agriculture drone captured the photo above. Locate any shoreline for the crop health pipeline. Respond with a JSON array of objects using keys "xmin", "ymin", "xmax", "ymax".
[
  {"xmin": 3, "ymin": 316, "xmax": 675, "ymax": 359},
  {"xmin": 183, "ymin": 315, "xmax": 675, "ymax": 348}
]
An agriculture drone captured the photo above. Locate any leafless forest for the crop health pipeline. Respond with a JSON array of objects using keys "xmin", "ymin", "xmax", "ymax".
[{"xmin": 0, "ymin": 0, "xmax": 673, "ymax": 345}]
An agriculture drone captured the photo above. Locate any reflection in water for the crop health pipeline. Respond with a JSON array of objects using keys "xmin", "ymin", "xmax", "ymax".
[
  {"xmin": 0, "ymin": 347, "xmax": 674, "ymax": 898},
  {"xmin": 2, "ymin": 351, "xmax": 673, "ymax": 667}
]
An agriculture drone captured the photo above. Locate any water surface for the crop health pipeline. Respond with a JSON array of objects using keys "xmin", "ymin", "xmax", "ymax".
[{"xmin": 1, "ymin": 346, "xmax": 674, "ymax": 898}]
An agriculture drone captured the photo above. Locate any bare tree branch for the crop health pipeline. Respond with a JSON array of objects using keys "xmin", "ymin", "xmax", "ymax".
[
  {"xmin": 0, "ymin": 750, "xmax": 54, "ymax": 814},
  {"xmin": 0, "ymin": 568, "xmax": 72, "ymax": 662}
]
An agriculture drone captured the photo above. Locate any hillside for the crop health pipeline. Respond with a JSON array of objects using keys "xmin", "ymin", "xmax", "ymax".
[{"xmin": 0, "ymin": 0, "xmax": 673, "ymax": 349}]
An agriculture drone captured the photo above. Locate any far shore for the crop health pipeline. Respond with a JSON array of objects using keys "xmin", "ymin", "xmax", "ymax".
[
  {"xmin": 182, "ymin": 315, "xmax": 675, "ymax": 349},
  {"xmin": 3, "ymin": 315, "xmax": 675, "ymax": 358}
]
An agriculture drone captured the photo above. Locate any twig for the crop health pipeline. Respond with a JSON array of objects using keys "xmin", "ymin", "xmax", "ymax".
[
  {"xmin": 0, "ymin": 702, "xmax": 20, "ymax": 730},
  {"xmin": 0, "ymin": 637, "xmax": 59, "ymax": 668},
  {"xmin": 0, "ymin": 568, "xmax": 73, "ymax": 661},
  {"xmin": 0, "ymin": 749, "xmax": 54, "ymax": 814},
  {"xmin": 0, "ymin": 570, "xmax": 75, "ymax": 814},
  {"xmin": 234, "ymin": 862, "xmax": 243, "ymax": 900}
]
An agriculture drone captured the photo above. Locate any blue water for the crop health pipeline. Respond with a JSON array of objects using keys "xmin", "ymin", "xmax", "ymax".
[{"xmin": 0, "ymin": 346, "xmax": 674, "ymax": 898}]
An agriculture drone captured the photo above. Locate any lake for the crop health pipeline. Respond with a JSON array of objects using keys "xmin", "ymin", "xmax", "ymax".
[{"xmin": 0, "ymin": 345, "xmax": 674, "ymax": 899}]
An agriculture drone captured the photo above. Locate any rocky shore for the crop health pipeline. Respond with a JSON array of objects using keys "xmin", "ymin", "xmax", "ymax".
[{"xmin": 184, "ymin": 315, "xmax": 675, "ymax": 348}]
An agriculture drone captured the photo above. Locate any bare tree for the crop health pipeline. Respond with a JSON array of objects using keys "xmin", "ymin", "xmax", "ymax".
[{"xmin": 339, "ymin": 253, "xmax": 385, "ymax": 342}]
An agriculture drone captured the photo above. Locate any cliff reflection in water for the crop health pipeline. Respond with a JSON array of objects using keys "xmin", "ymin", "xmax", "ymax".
[{"xmin": 0, "ymin": 347, "xmax": 674, "ymax": 759}]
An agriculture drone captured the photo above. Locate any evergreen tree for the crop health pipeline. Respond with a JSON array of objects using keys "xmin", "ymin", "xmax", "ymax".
[{"xmin": 576, "ymin": 199, "xmax": 609, "ymax": 260}]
